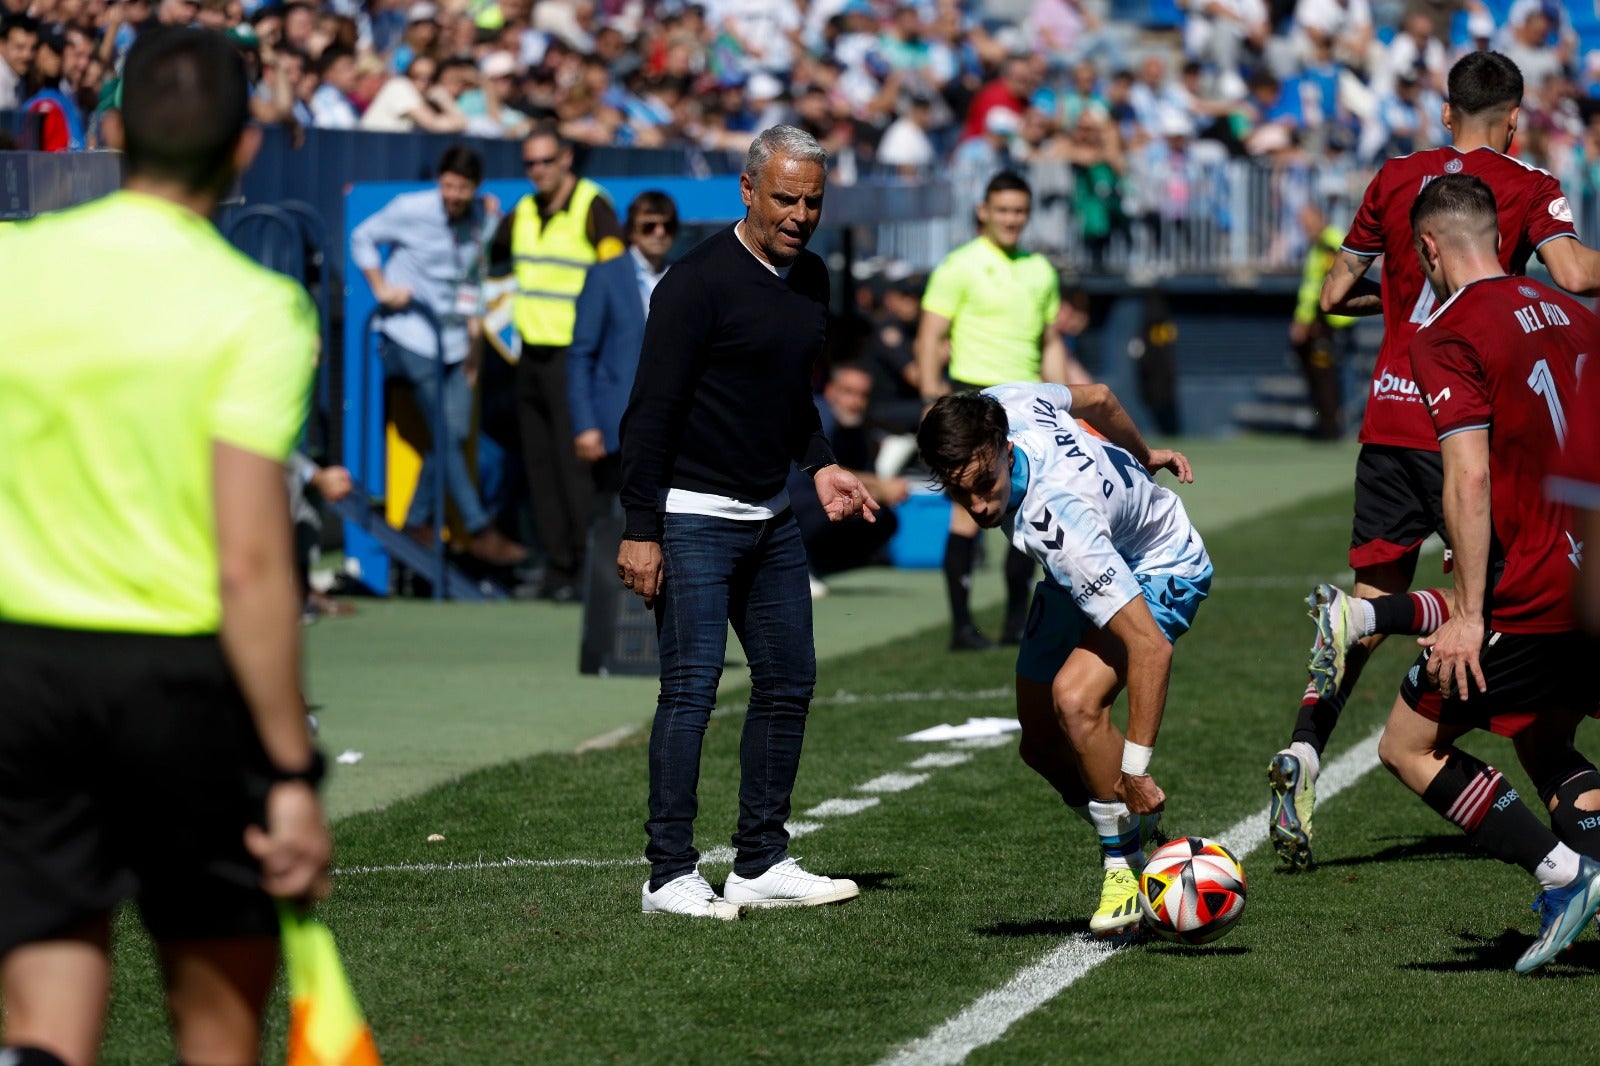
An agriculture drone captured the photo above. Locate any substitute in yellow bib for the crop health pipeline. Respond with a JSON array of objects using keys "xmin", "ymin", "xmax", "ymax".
[
  {"xmin": 916, "ymin": 170, "xmax": 1072, "ymax": 651},
  {"xmin": 0, "ymin": 26, "xmax": 332, "ymax": 1066},
  {"xmin": 488, "ymin": 123, "xmax": 624, "ymax": 601}
]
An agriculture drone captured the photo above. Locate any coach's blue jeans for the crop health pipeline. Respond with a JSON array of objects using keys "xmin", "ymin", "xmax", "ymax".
[
  {"xmin": 645, "ymin": 510, "xmax": 816, "ymax": 890},
  {"xmin": 380, "ymin": 337, "xmax": 489, "ymax": 534}
]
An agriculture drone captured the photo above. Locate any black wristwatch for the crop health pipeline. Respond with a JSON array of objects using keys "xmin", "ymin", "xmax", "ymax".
[{"xmin": 270, "ymin": 748, "xmax": 327, "ymax": 788}]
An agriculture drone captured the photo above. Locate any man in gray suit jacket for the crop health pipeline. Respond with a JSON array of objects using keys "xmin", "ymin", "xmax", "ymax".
[{"xmin": 567, "ymin": 191, "xmax": 679, "ymax": 509}]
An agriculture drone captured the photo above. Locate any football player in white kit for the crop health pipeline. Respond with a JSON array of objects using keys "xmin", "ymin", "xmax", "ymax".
[{"xmin": 917, "ymin": 383, "xmax": 1209, "ymax": 936}]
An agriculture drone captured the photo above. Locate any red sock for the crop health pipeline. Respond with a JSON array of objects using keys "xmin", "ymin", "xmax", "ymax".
[{"xmin": 1409, "ymin": 589, "xmax": 1449, "ymax": 634}]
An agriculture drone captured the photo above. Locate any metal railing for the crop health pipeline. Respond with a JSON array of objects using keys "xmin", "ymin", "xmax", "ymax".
[{"xmin": 874, "ymin": 157, "xmax": 1377, "ymax": 278}]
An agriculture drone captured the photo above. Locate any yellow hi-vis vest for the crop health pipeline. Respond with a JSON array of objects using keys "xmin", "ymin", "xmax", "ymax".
[{"xmin": 511, "ymin": 177, "xmax": 606, "ymax": 346}]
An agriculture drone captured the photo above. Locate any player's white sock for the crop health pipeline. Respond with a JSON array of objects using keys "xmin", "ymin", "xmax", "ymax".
[
  {"xmin": 1088, "ymin": 799, "xmax": 1141, "ymax": 871},
  {"xmin": 1536, "ymin": 844, "xmax": 1582, "ymax": 891},
  {"xmin": 1357, "ymin": 598, "xmax": 1377, "ymax": 637},
  {"xmin": 1290, "ymin": 740, "xmax": 1321, "ymax": 783}
]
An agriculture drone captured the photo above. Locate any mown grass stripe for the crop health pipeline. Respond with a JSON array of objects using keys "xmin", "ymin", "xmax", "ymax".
[{"xmin": 874, "ymin": 727, "xmax": 1384, "ymax": 1066}]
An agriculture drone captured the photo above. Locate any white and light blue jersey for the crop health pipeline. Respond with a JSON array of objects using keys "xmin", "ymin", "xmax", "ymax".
[{"xmin": 981, "ymin": 384, "xmax": 1210, "ymax": 630}]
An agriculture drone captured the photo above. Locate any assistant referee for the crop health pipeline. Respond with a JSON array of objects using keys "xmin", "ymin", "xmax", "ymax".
[
  {"xmin": 0, "ymin": 28, "xmax": 331, "ymax": 1066},
  {"xmin": 916, "ymin": 170, "xmax": 1071, "ymax": 651}
]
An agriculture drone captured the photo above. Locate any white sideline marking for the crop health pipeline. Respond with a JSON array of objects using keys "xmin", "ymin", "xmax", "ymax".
[
  {"xmin": 806, "ymin": 797, "xmax": 881, "ymax": 817},
  {"xmin": 874, "ymin": 727, "xmax": 1384, "ymax": 1066},
  {"xmin": 574, "ymin": 725, "xmax": 639, "ymax": 753},
  {"xmin": 788, "ymin": 820, "xmax": 824, "ymax": 839},
  {"xmin": 909, "ymin": 752, "xmax": 974, "ymax": 770},
  {"xmin": 811, "ymin": 687, "xmax": 1011, "ymax": 707},
  {"xmin": 337, "ymin": 855, "xmax": 646, "ymax": 876},
  {"xmin": 950, "ymin": 735, "xmax": 1014, "ymax": 750},
  {"xmin": 858, "ymin": 772, "xmax": 931, "ymax": 794}
]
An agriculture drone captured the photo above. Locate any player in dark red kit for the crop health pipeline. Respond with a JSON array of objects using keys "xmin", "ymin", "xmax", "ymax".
[
  {"xmin": 1547, "ymin": 362, "xmax": 1600, "ymax": 634},
  {"xmin": 1265, "ymin": 50, "xmax": 1600, "ymax": 870},
  {"xmin": 1378, "ymin": 174, "xmax": 1600, "ymax": 973}
]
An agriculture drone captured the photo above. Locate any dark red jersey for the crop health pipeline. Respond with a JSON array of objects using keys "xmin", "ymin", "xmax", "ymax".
[
  {"xmin": 1547, "ymin": 355, "xmax": 1600, "ymax": 511},
  {"xmin": 1410, "ymin": 275, "xmax": 1595, "ymax": 632},
  {"xmin": 1344, "ymin": 145, "xmax": 1576, "ymax": 451}
]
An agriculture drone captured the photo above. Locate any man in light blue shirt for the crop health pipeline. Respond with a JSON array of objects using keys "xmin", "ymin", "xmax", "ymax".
[{"xmin": 350, "ymin": 145, "xmax": 528, "ymax": 566}]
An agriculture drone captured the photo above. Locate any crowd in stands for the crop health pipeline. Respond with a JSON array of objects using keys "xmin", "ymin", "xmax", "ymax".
[{"xmin": 1, "ymin": 1, "xmax": 1595, "ymax": 179}]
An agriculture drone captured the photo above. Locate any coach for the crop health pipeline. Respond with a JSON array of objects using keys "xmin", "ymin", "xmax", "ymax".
[{"xmin": 618, "ymin": 126, "xmax": 876, "ymax": 919}]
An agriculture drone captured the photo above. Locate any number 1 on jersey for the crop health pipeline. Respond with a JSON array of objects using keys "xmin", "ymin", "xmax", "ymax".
[{"xmin": 1528, "ymin": 358, "xmax": 1569, "ymax": 447}]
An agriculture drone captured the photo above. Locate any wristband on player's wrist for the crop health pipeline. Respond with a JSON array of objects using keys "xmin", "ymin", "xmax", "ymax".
[
  {"xmin": 1121, "ymin": 741, "xmax": 1153, "ymax": 777},
  {"xmin": 269, "ymin": 748, "xmax": 326, "ymax": 788}
]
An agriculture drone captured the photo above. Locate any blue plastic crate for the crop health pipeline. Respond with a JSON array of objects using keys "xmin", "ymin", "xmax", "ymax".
[{"xmin": 888, "ymin": 492, "xmax": 952, "ymax": 569}]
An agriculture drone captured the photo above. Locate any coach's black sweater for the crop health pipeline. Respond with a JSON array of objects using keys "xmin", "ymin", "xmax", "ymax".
[{"xmin": 619, "ymin": 224, "xmax": 837, "ymax": 542}]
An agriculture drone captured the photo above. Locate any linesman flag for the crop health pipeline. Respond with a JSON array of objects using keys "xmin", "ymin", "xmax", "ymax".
[{"xmin": 280, "ymin": 903, "xmax": 383, "ymax": 1066}]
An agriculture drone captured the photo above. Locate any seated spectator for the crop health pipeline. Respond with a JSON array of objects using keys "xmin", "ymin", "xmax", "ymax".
[
  {"xmin": 458, "ymin": 50, "xmax": 532, "ymax": 138},
  {"xmin": 1375, "ymin": 11, "xmax": 1445, "ymax": 97},
  {"xmin": 786, "ymin": 363, "xmax": 908, "ymax": 591},
  {"xmin": 360, "ymin": 52, "xmax": 468, "ymax": 132},
  {"xmin": 252, "ymin": 45, "xmax": 314, "ymax": 129},
  {"xmin": 391, "ymin": 2, "xmax": 440, "ymax": 73},
  {"xmin": 862, "ymin": 273, "xmax": 926, "ymax": 435},
  {"xmin": 877, "ymin": 92, "xmax": 937, "ymax": 176},
  {"xmin": 0, "ymin": 14, "xmax": 38, "ymax": 111},
  {"xmin": 1065, "ymin": 107, "xmax": 1128, "ymax": 270},
  {"xmin": 1361, "ymin": 68, "xmax": 1444, "ymax": 162},
  {"xmin": 23, "ymin": 28, "xmax": 85, "ymax": 151},
  {"xmin": 960, "ymin": 54, "xmax": 1036, "ymax": 142},
  {"xmin": 310, "ymin": 45, "xmax": 359, "ymax": 129},
  {"xmin": 1181, "ymin": 0, "xmax": 1269, "ymax": 100},
  {"xmin": 1293, "ymin": 0, "xmax": 1375, "ymax": 75},
  {"xmin": 1499, "ymin": 1, "xmax": 1568, "ymax": 97},
  {"xmin": 951, "ymin": 107, "xmax": 1020, "ymax": 230}
]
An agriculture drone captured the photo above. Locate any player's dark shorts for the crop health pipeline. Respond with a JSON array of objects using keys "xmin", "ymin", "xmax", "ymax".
[
  {"xmin": 0, "ymin": 622, "xmax": 279, "ymax": 956},
  {"xmin": 1350, "ymin": 443, "xmax": 1449, "ymax": 569},
  {"xmin": 1399, "ymin": 629, "xmax": 1600, "ymax": 738}
]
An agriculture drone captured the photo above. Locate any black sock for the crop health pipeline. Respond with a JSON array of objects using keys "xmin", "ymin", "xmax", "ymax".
[
  {"xmin": 1547, "ymin": 768, "xmax": 1600, "ymax": 861},
  {"xmin": 1290, "ymin": 643, "xmax": 1366, "ymax": 753},
  {"xmin": 944, "ymin": 532, "xmax": 977, "ymax": 632},
  {"xmin": 1003, "ymin": 547, "xmax": 1034, "ymax": 631},
  {"xmin": 1420, "ymin": 751, "xmax": 1558, "ymax": 873},
  {"xmin": 1370, "ymin": 589, "xmax": 1449, "ymax": 635}
]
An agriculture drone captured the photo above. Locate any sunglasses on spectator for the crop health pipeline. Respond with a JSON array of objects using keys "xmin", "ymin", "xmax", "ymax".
[
  {"xmin": 524, "ymin": 155, "xmax": 560, "ymax": 169},
  {"xmin": 636, "ymin": 221, "xmax": 676, "ymax": 235}
]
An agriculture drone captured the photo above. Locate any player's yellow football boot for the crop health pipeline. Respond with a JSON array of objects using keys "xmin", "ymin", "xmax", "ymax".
[
  {"xmin": 1089, "ymin": 868, "xmax": 1142, "ymax": 936},
  {"xmin": 1268, "ymin": 750, "xmax": 1316, "ymax": 871},
  {"xmin": 1307, "ymin": 583, "xmax": 1359, "ymax": 700}
]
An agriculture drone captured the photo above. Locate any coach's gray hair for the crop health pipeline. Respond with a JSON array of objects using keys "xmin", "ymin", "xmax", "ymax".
[{"xmin": 744, "ymin": 125, "xmax": 828, "ymax": 182}]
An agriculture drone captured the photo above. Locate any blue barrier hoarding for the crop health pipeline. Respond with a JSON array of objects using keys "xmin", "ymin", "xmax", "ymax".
[{"xmin": 341, "ymin": 174, "xmax": 740, "ymax": 593}]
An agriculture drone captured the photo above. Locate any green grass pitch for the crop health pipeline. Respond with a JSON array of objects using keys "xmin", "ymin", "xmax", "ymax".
[{"xmin": 94, "ymin": 484, "xmax": 1600, "ymax": 1064}]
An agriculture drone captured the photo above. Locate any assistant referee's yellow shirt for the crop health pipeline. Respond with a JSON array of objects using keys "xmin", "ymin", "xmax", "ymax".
[
  {"xmin": 0, "ymin": 191, "xmax": 317, "ymax": 634},
  {"xmin": 922, "ymin": 236, "xmax": 1060, "ymax": 387}
]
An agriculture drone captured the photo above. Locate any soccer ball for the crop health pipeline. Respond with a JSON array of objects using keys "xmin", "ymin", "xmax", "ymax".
[{"xmin": 1138, "ymin": 836, "xmax": 1247, "ymax": 945}]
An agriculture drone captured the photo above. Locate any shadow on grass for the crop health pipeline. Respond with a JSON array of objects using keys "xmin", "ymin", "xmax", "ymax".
[
  {"xmin": 1308, "ymin": 834, "xmax": 1475, "ymax": 870},
  {"xmin": 839, "ymin": 872, "xmax": 908, "ymax": 893},
  {"xmin": 1401, "ymin": 931, "xmax": 1600, "ymax": 975}
]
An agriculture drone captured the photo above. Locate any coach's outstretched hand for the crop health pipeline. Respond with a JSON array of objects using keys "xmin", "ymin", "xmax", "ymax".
[
  {"xmin": 1145, "ymin": 449, "xmax": 1193, "ymax": 484},
  {"xmin": 815, "ymin": 464, "xmax": 881, "ymax": 523},
  {"xmin": 1117, "ymin": 771, "xmax": 1166, "ymax": 815},
  {"xmin": 618, "ymin": 539, "xmax": 665, "ymax": 608},
  {"xmin": 246, "ymin": 781, "xmax": 333, "ymax": 904}
]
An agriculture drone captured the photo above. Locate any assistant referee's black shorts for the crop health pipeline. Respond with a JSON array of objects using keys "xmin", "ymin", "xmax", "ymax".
[
  {"xmin": 1349, "ymin": 443, "xmax": 1450, "ymax": 570},
  {"xmin": 0, "ymin": 622, "xmax": 280, "ymax": 955}
]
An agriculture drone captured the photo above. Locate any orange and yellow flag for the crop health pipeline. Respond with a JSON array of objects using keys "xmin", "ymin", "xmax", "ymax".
[{"xmin": 281, "ymin": 904, "xmax": 382, "ymax": 1066}]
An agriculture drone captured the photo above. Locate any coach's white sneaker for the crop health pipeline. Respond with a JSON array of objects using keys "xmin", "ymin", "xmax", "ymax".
[
  {"xmin": 723, "ymin": 857, "xmax": 860, "ymax": 908},
  {"xmin": 642, "ymin": 871, "xmax": 746, "ymax": 920}
]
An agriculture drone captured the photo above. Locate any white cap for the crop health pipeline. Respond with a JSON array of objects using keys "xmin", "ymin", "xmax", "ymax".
[
  {"xmin": 479, "ymin": 51, "xmax": 516, "ymax": 80},
  {"xmin": 1157, "ymin": 105, "xmax": 1195, "ymax": 139},
  {"xmin": 984, "ymin": 106, "xmax": 1021, "ymax": 135},
  {"xmin": 406, "ymin": 1, "xmax": 437, "ymax": 24},
  {"xmin": 747, "ymin": 71, "xmax": 784, "ymax": 101},
  {"xmin": 1467, "ymin": 9, "xmax": 1495, "ymax": 37}
]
